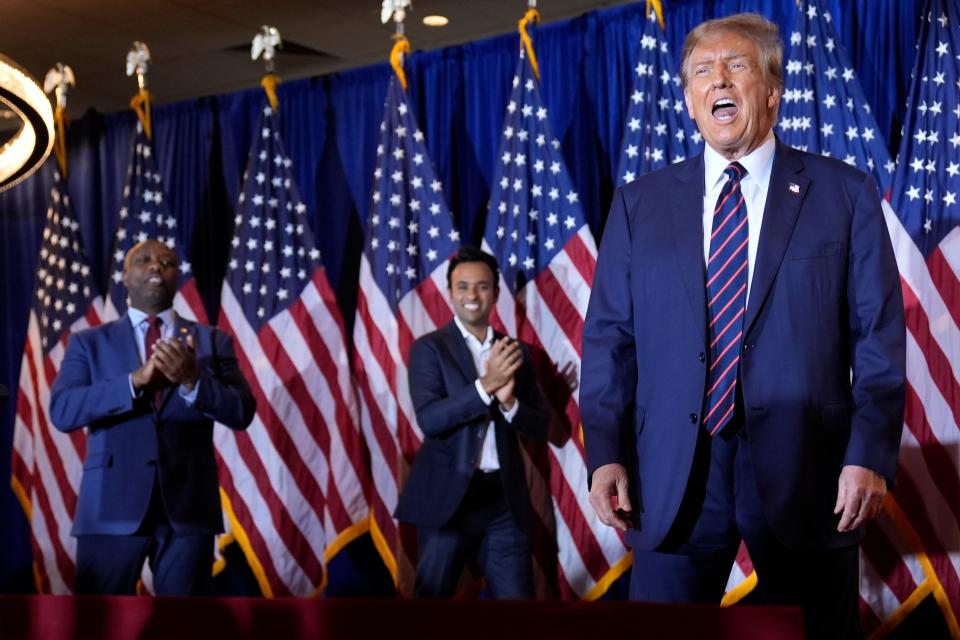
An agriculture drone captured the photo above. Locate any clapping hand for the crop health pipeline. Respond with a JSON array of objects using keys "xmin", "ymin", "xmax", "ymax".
[
  {"xmin": 480, "ymin": 337, "xmax": 522, "ymax": 400},
  {"xmin": 152, "ymin": 335, "xmax": 200, "ymax": 391}
]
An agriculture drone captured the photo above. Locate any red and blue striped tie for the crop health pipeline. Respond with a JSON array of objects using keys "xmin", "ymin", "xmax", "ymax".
[{"xmin": 704, "ymin": 162, "xmax": 749, "ymax": 436}]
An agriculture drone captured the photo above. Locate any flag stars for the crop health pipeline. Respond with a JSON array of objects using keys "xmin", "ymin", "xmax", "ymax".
[{"xmin": 944, "ymin": 191, "xmax": 957, "ymax": 206}]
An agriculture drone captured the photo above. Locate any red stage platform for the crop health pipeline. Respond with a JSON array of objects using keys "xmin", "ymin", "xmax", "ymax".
[{"xmin": 0, "ymin": 595, "xmax": 803, "ymax": 639}]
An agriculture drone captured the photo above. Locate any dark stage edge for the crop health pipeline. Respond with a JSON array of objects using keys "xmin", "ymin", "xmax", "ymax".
[{"xmin": 0, "ymin": 595, "xmax": 804, "ymax": 639}]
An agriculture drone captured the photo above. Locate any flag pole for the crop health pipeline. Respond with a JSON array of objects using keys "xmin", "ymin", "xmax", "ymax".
[
  {"xmin": 252, "ymin": 25, "xmax": 282, "ymax": 111},
  {"xmin": 518, "ymin": 2, "xmax": 541, "ymax": 81},
  {"xmin": 43, "ymin": 63, "xmax": 74, "ymax": 177},
  {"xmin": 385, "ymin": 1, "xmax": 411, "ymax": 90},
  {"xmin": 126, "ymin": 42, "xmax": 152, "ymax": 140}
]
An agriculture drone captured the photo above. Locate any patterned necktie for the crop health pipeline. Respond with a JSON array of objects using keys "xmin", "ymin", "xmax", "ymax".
[
  {"xmin": 704, "ymin": 162, "xmax": 749, "ymax": 436},
  {"xmin": 144, "ymin": 316, "xmax": 163, "ymax": 410}
]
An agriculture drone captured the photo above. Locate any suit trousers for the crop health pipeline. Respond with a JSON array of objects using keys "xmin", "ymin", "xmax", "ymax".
[
  {"xmin": 629, "ymin": 427, "xmax": 860, "ymax": 640},
  {"xmin": 415, "ymin": 470, "xmax": 533, "ymax": 598},
  {"xmin": 75, "ymin": 475, "xmax": 213, "ymax": 596}
]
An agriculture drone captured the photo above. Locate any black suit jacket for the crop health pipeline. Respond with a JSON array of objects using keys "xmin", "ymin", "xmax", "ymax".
[{"xmin": 395, "ymin": 321, "xmax": 549, "ymax": 530}]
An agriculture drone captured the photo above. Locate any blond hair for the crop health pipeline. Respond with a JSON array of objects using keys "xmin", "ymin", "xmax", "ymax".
[{"xmin": 680, "ymin": 13, "xmax": 784, "ymax": 92}]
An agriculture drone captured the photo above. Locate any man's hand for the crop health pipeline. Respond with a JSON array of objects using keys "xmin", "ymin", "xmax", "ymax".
[
  {"xmin": 494, "ymin": 376, "xmax": 516, "ymax": 411},
  {"xmin": 131, "ymin": 356, "xmax": 169, "ymax": 392},
  {"xmin": 152, "ymin": 335, "xmax": 200, "ymax": 391},
  {"xmin": 480, "ymin": 337, "xmax": 521, "ymax": 396},
  {"xmin": 589, "ymin": 463, "xmax": 633, "ymax": 531},
  {"xmin": 834, "ymin": 464, "xmax": 887, "ymax": 532}
]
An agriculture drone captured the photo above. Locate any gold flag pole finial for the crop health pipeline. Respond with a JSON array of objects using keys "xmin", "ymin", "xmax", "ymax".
[
  {"xmin": 126, "ymin": 42, "xmax": 152, "ymax": 140},
  {"xmin": 646, "ymin": 0, "xmax": 665, "ymax": 30},
  {"xmin": 43, "ymin": 63, "xmax": 75, "ymax": 176},
  {"xmin": 519, "ymin": 3, "xmax": 541, "ymax": 81},
  {"xmin": 252, "ymin": 25, "xmax": 283, "ymax": 111},
  {"xmin": 382, "ymin": 1, "xmax": 412, "ymax": 90}
]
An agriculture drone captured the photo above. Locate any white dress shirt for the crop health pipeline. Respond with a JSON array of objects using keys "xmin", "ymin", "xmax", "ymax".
[
  {"xmin": 701, "ymin": 131, "xmax": 776, "ymax": 304},
  {"xmin": 453, "ymin": 316, "xmax": 519, "ymax": 471},
  {"xmin": 127, "ymin": 306, "xmax": 198, "ymax": 404}
]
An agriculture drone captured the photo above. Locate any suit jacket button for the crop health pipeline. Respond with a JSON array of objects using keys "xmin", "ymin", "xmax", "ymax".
[
  {"xmin": 698, "ymin": 352, "xmax": 705, "ymax": 363},
  {"xmin": 689, "ymin": 413, "xmax": 698, "ymax": 423}
]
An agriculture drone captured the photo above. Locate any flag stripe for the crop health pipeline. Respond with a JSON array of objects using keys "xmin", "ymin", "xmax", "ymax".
[{"xmin": 218, "ymin": 306, "xmax": 327, "ymax": 590}]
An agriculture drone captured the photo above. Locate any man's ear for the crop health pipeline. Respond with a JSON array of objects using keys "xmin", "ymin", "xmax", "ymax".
[{"xmin": 767, "ymin": 84, "xmax": 782, "ymax": 109}]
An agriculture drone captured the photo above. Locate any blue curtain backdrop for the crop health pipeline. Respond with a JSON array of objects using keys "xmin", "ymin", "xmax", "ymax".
[{"xmin": 0, "ymin": 0, "xmax": 924, "ymax": 592}]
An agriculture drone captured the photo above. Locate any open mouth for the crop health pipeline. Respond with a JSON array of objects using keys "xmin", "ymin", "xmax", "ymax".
[
  {"xmin": 146, "ymin": 275, "xmax": 164, "ymax": 285},
  {"xmin": 712, "ymin": 98, "xmax": 738, "ymax": 121},
  {"xmin": 463, "ymin": 303, "xmax": 480, "ymax": 311}
]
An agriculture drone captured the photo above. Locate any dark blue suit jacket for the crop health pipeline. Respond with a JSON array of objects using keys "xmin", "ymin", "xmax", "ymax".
[
  {"xmin": 395, "ymin": 321, "xmax": 549, "ymax": 530},
  {"xmin": 582, "ymin": 141, "xmax": 905, "ymax": 552},
  {"xmin": 49, "ymin": 313, "xmax": 255, "ymax": 536}
]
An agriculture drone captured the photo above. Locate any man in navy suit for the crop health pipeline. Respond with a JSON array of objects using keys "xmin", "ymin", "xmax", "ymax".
[
  {"xmin": 50, "ymin": 239, "xmax": 255, "ymax": 595},
  {"xmin": 395, "ymin": 246, "xmax": 549, "ymax": 598},
  {"xmin": 581, "ymin": 14, "xmax": 904, "ymax": 638}
]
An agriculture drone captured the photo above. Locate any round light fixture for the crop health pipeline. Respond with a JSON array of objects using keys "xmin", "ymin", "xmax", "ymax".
[
  {"xmin": 0, "ymin": 54, "xmax": 54, "ymax": 193},
  {"xmin": 422, "ymin": 15, "xmax": 449, "ymax": 27}
]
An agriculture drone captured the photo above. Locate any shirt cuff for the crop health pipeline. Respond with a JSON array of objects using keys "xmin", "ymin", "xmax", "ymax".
[
  {"xmin": 129, "ymin": 374, "xmax": 143, "ymax": 399},
  {"xmin": 474, "ymin": 378, "xmax": 494, "ymax": 406},
  {"xmin": 499, "ymin": 399, "xmax": 520, "ymax": 423},
  {"xmin": 179, "ymin": 380, "xmax": 200, "ymax": 406}
]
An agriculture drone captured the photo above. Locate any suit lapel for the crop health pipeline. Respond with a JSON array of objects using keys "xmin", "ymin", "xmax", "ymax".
[
  {"xmin": 113, "ymin": 315, "xmax": 143, "ymax": 374},
  {"xmin": 669, "ymin": 154, "xmax": 708, "ymax": 344},
  {"xmin": 744, "ymin": 141, "xmax": 808, "ymax": 336},
  {"xmin": 442, "ymin": 321, "xmax": 481, "ymax": 382}
]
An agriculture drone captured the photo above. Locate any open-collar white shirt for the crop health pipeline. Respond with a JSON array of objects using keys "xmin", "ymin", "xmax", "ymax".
[{"xmin": 453, "ymin": 315, "xmax": 519, "ymax": 472}]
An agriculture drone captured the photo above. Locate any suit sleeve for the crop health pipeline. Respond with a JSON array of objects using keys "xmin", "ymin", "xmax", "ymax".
[
  {"xmin": 842, "ymin": 175, "xmax": 906, "ymax": 484},
  {"xmin": 408, "ymin": 337, "xmax": 492, "ymax": 438},
  {"xmin": 49, "ymin": 333, "xmax": 136, "ymax": 432},
  {"xmin": 581, "ymin": 187, "xmax": 638, "ymax": 481},
  {"xmin": 191, "ymin": 329, "xmax": 256, "ymax": 431}
]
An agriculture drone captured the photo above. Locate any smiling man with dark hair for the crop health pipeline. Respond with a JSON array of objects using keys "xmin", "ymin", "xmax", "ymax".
[{"xmin": 396, "ymin": 246, "xmax": 549, "ymax": 598}]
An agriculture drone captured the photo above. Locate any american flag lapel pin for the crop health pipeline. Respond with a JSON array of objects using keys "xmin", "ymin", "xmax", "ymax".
[{"xmin": 789, "ymin": 182, "xmax": 800, "ymax": 194}]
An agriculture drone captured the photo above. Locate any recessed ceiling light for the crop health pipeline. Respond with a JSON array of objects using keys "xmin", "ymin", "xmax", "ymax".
[{"xmin": 423, "ymin": 15, "xmax": 449, "ymax": 27}]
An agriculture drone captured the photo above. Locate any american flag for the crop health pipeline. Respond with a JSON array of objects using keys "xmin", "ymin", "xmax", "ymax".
[
  {"xmin": 11, "ymin": 166, "xmax": 107, "ymax": 593},
  {"xmin": 778, "ymin": 0, "xmax": 959, "ymax": 633},
  {"xmin": 615, "ymin": 8, "xmax": 701, "ymax": 186},
  {"xmin": 352, "ymin": 72, "xmax": 459, "ymax": 595},
  {"xmin": 879, "ymin": 0, "xmax": 960, "ymax": 632},
  {"xmin": 216, "ymin": 101, "xmax": 368, "ymax": 597},
  {"xmin": 105, "ymin": 122, "xmax": 207, "ymax": 324},
  {"xmin": 483, "ymin": 41, "xmax": 627, "ymax": 600}
]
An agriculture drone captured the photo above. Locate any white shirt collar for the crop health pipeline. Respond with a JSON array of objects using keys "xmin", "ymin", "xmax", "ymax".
[
  {"xmin": 703, "ymin": 130, "xmax": 776, "ymax": 191},
  {"xmin": 453, "ymin": 315, "xmax": 494, "ymax": 348},
  {"xmin": 128, "ymin": 306, "xmax": 175, "ymax": 329}
]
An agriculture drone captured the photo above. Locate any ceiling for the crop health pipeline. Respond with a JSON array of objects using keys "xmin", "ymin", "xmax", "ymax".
[{"xmin": 1, "ymin": 0, "xmax": 630, "ymax": 120}]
